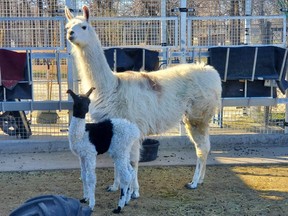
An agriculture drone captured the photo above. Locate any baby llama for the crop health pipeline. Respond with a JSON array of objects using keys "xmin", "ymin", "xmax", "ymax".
[
  {"xmin": 67, "ymin": 87, "xmax": 141, "ymax": 213},
  {"xmin": 65, "ymin": 5, "xmax": 222, "ymax": 197}
]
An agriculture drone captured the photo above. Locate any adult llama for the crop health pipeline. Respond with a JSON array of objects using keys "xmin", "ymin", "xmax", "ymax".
[{"xmin": 65, "ymin": 5, "xmax": 222, "ymax": 198}]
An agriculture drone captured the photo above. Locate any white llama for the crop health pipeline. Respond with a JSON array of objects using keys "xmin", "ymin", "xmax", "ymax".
[
  {"xmin": 67, "ymin": 87, "xmax": 140, "ymax": 213},
  {"xmin": 65, "ymin": 5, "xmax": 222, "ymax": 197}
]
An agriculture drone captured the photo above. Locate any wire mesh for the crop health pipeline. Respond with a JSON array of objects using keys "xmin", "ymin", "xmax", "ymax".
[
  {"xmin": 188, "ymin": 16, "xmax": 285, "ymax": 48},
  {"xmin": 0, "ymin": 17, "xmax": 65, "ymax": 49},
  {"xmin": 91, "ymin": 17, "xmax": 177, "ymax": 48},
  {"xmin": 0, "ymin": 0, "xmax": 287, "ymax": 140}
]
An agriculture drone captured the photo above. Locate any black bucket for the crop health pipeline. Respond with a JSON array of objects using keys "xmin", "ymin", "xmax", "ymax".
[{"xmin": 140, "ymin": 139, "xmax": 160, "ymax": 162}]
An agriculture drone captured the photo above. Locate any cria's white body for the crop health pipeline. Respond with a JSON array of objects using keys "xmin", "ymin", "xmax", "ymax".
[{"xmin": 67, "ymin": 88, "xmax": 140, "ymax": 213}]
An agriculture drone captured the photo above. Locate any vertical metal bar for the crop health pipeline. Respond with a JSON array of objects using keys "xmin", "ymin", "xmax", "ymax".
[
  {"xmin": 60, "ymin": 18, "xmax": 65, "ymax": 49},
  {"xmin": 244, "ymin": 0, "xmax": 252, "ymax": 44},
  {"xmin": 187, "ymin": 19, "xmax": 191, "ymax": 48},
  {"xmin": 179, "ymin": 0, "xmax": 187, "ymax": 135},
  {"xmin": 179, "ymin": 0, "xmax": 187, "ymax": 64},
  {"xmin": 224, "ymin": 48, "xmax": 230, "ymax": 82},
  {"xmin": 279, "ymin": 48, "xmax": 288, "ymax": 80},
  {"xmin": 283, "ymin": 14, "xmax": 286, "ymax": 46},
  {"xmin": 114, "ymin": 49, "xmax": 117, "ymax": 72},
  {"xmin": 3, "ymin": 87, "xmax": 6, "ymax": 102},
  {"xmin": 65, "ymin": 0, "xmax": 74, "ymax": 123},
  {"xmin": 26, "ymin": 50, "xmax": 32, "ymax": 85},
  {"xmin": 56, "ymin": 50, "xmax": 62, "ymax": 111},
  {"xmin": 160, "ymin": 0, "xmax": 167, "ymax": 67},
  {"xmin": 175, "ymin": 18, "xmax": 179, "ymax": 47},
  {"xmin": 251, "ymin": 47, "xmax": 258, "ymax": 81},
  {"xmin": 142, "ymin": 49, "xmax": 146, "ymax": 71},
  {"xmin": 244, "ymin": 80, "xmax": 248, "ymax": 97},
  {"xmin": 29, "ymin": 51, "xmax": 34, "ymax": 111},
  {"xmin": 67, "ymin": 46, "xmax": 74, "ymax": 92}
]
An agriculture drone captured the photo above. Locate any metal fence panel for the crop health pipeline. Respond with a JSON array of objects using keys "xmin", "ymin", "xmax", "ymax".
[{"xmin": 187, "ymin": 15, "xmax": 286, "ymax": 48}]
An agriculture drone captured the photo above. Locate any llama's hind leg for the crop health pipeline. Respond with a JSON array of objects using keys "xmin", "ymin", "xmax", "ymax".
[
  {"xmin": 128, "ymin": 161, "xmax": 139, "ymax": 199},
  {"xmin": 107, "ymin": 163, "xmax": 120, "ymax": 192},
  {"xmin": 129, "ymin": 140, "xmax": 141, "ymax": 199},
  {"xmin": 184, "ymin": 120, "xmax": 210, "ymax": 189}
]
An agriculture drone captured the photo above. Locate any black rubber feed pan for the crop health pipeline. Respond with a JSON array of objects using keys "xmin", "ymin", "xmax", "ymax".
[
  {"xmin": 140, "ymin": 139, "xmax": 160, "ymax": 162},
  {"xmin": 10, "ymin": 194, "xmax": 92, "ymax": 216}
]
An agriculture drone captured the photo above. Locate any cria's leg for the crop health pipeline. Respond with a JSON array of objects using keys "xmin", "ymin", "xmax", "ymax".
[
  {"xmin": 184, "ymin": 119, "xmax": 210, "ymax": 189},
  {"xmin": 80, "ymin": 157, "xmax": 88, "ymax": 202},
  {"xmin": 125, "ymin": 164, "xmax": 135, "ymax": 204},
  {"xmin": 113, "ymin": 160, "xmax": 132, "ymax": 214},
  {"xmin": 107, "ymin": 163, "xmax": 120, "ymax": 192},
  {"xmin": 84, "ymin": 155, "xmax": 97, "ymax": 210}
]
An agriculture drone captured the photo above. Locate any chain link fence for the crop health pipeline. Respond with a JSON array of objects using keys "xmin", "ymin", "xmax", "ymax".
[{"xmin": 0, "ymin": 0, "xmax": 287, "ymax": 140}]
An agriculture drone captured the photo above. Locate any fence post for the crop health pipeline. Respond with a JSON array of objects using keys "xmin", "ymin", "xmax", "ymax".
[
  {"xmin": 244, "ymin": 0, "xmax": 252, "ymax": 44},
  {"xmin": 179, "ymin": 0, "xmax": 187, "ymax": 135},
  {"xmin": 161, "ymin": 0, "xmax": 167, "ymax": 68},
  {"xmin": 180, "ymin": 0, "xmax": 187, "ymax": 64}
]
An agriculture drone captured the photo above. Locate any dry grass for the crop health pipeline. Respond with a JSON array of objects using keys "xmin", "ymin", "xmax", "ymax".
[{"xmin": 1, "ymin": 165, "xmax": 288, "ymax": 216}]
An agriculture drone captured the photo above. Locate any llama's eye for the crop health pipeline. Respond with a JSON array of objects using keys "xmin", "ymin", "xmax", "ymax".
[{"xmin": 82, "ymin": 26, "xmax": 87, "ymax": 30}]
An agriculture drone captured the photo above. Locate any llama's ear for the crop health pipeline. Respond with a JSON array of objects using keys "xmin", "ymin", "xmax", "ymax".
[
  {"xmin": 65, "ymin": 6, "xmax": 74, "ymax": 20},
  {"xmin": 85, "ymin": 87, "xmax": 95, "ymax": 97},
  {"xmin": 82, "ymin": 5, "xmax": 89, "ymax": 22}
]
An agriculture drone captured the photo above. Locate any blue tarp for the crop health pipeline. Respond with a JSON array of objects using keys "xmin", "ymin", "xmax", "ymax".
[
  {"xmin": 104, "ymin": 48, "xmax": 159, "ymax": 72},
  {"xmin": 208, "ymin": 46, "xmax": 288, "ymax": 97}
]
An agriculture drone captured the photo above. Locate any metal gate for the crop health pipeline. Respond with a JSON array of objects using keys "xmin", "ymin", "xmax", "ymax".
[{"xmin": 0, "ymin": 0, "xmax": 287, "ymax": 138}]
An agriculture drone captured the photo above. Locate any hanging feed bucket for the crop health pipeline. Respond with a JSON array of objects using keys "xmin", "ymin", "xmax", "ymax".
[{"xmin": 140, "ymin": 138, "xmax": 160, "ymax": 162}]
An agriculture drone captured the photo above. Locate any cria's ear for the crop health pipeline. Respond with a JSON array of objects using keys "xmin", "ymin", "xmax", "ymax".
[
  {"xmin": 65, "ymin": 6, "xmax": 74, "ymax": 20},
  {"xmin": 82, "ymin": 5, "xmax": 89, "ymax": 22},
  {"xmin": 85, "ymin": 87, "xmax": 95, "ymax": 97},
  {"xmin": 67, "ymin": 89, "xmax": 78, "ymax": 100}
]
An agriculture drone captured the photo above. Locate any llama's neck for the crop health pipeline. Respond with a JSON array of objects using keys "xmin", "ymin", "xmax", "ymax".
[
  {"xmin": 73, "ymin": 36, "xmax": 117, "ymax": 95},
  {"xmin": 68, "ymin": 117, "xmax": 86, "ymax": 145}
]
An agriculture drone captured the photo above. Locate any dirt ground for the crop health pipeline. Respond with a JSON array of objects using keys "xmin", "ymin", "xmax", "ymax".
[{"xmin": 1, "ymin": 165, "xmax": 288, "ymax": 216}]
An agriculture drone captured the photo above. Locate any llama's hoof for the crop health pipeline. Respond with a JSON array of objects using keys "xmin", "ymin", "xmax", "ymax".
[
  {"xmin": 80, "ymin": 198, "xmax": 88, "ymax": 203},
  {"xmin": 185, "ymin": 182, "xmax": 197, "ymax": 189},
  {"xmin": 131, "ymin": 191, "xmax": 140, "ymax": 199},
  {"xmin": 113, "ymin": 206, "xmax": 121, "ymax": 214},
  {"xmin": 107, "ymin": 185, "xmax": 118, "ymax": 192}
]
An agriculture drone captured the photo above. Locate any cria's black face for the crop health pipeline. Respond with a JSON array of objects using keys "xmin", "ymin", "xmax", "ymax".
[
  {"xmin": 73, "ymin": 96, "xmax": 90, "ymax": 113},
  {"xmin": 67, "ymin": 87, "xmax": 95, "ymax": 118}
]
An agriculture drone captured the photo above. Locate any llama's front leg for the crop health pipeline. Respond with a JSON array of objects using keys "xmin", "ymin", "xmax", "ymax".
[{"xmin": 107, "ymin": 163, "xmax": 120, "ymax": 192}]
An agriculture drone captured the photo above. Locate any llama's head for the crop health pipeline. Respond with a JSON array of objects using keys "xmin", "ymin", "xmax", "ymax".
[
  {"xmin": 65, "ymin": 5, "xmax": 94, "ymax": 47},
  {"xmin": 67, "ymin": 87, "xmax": 95, "ymax": 118}
]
